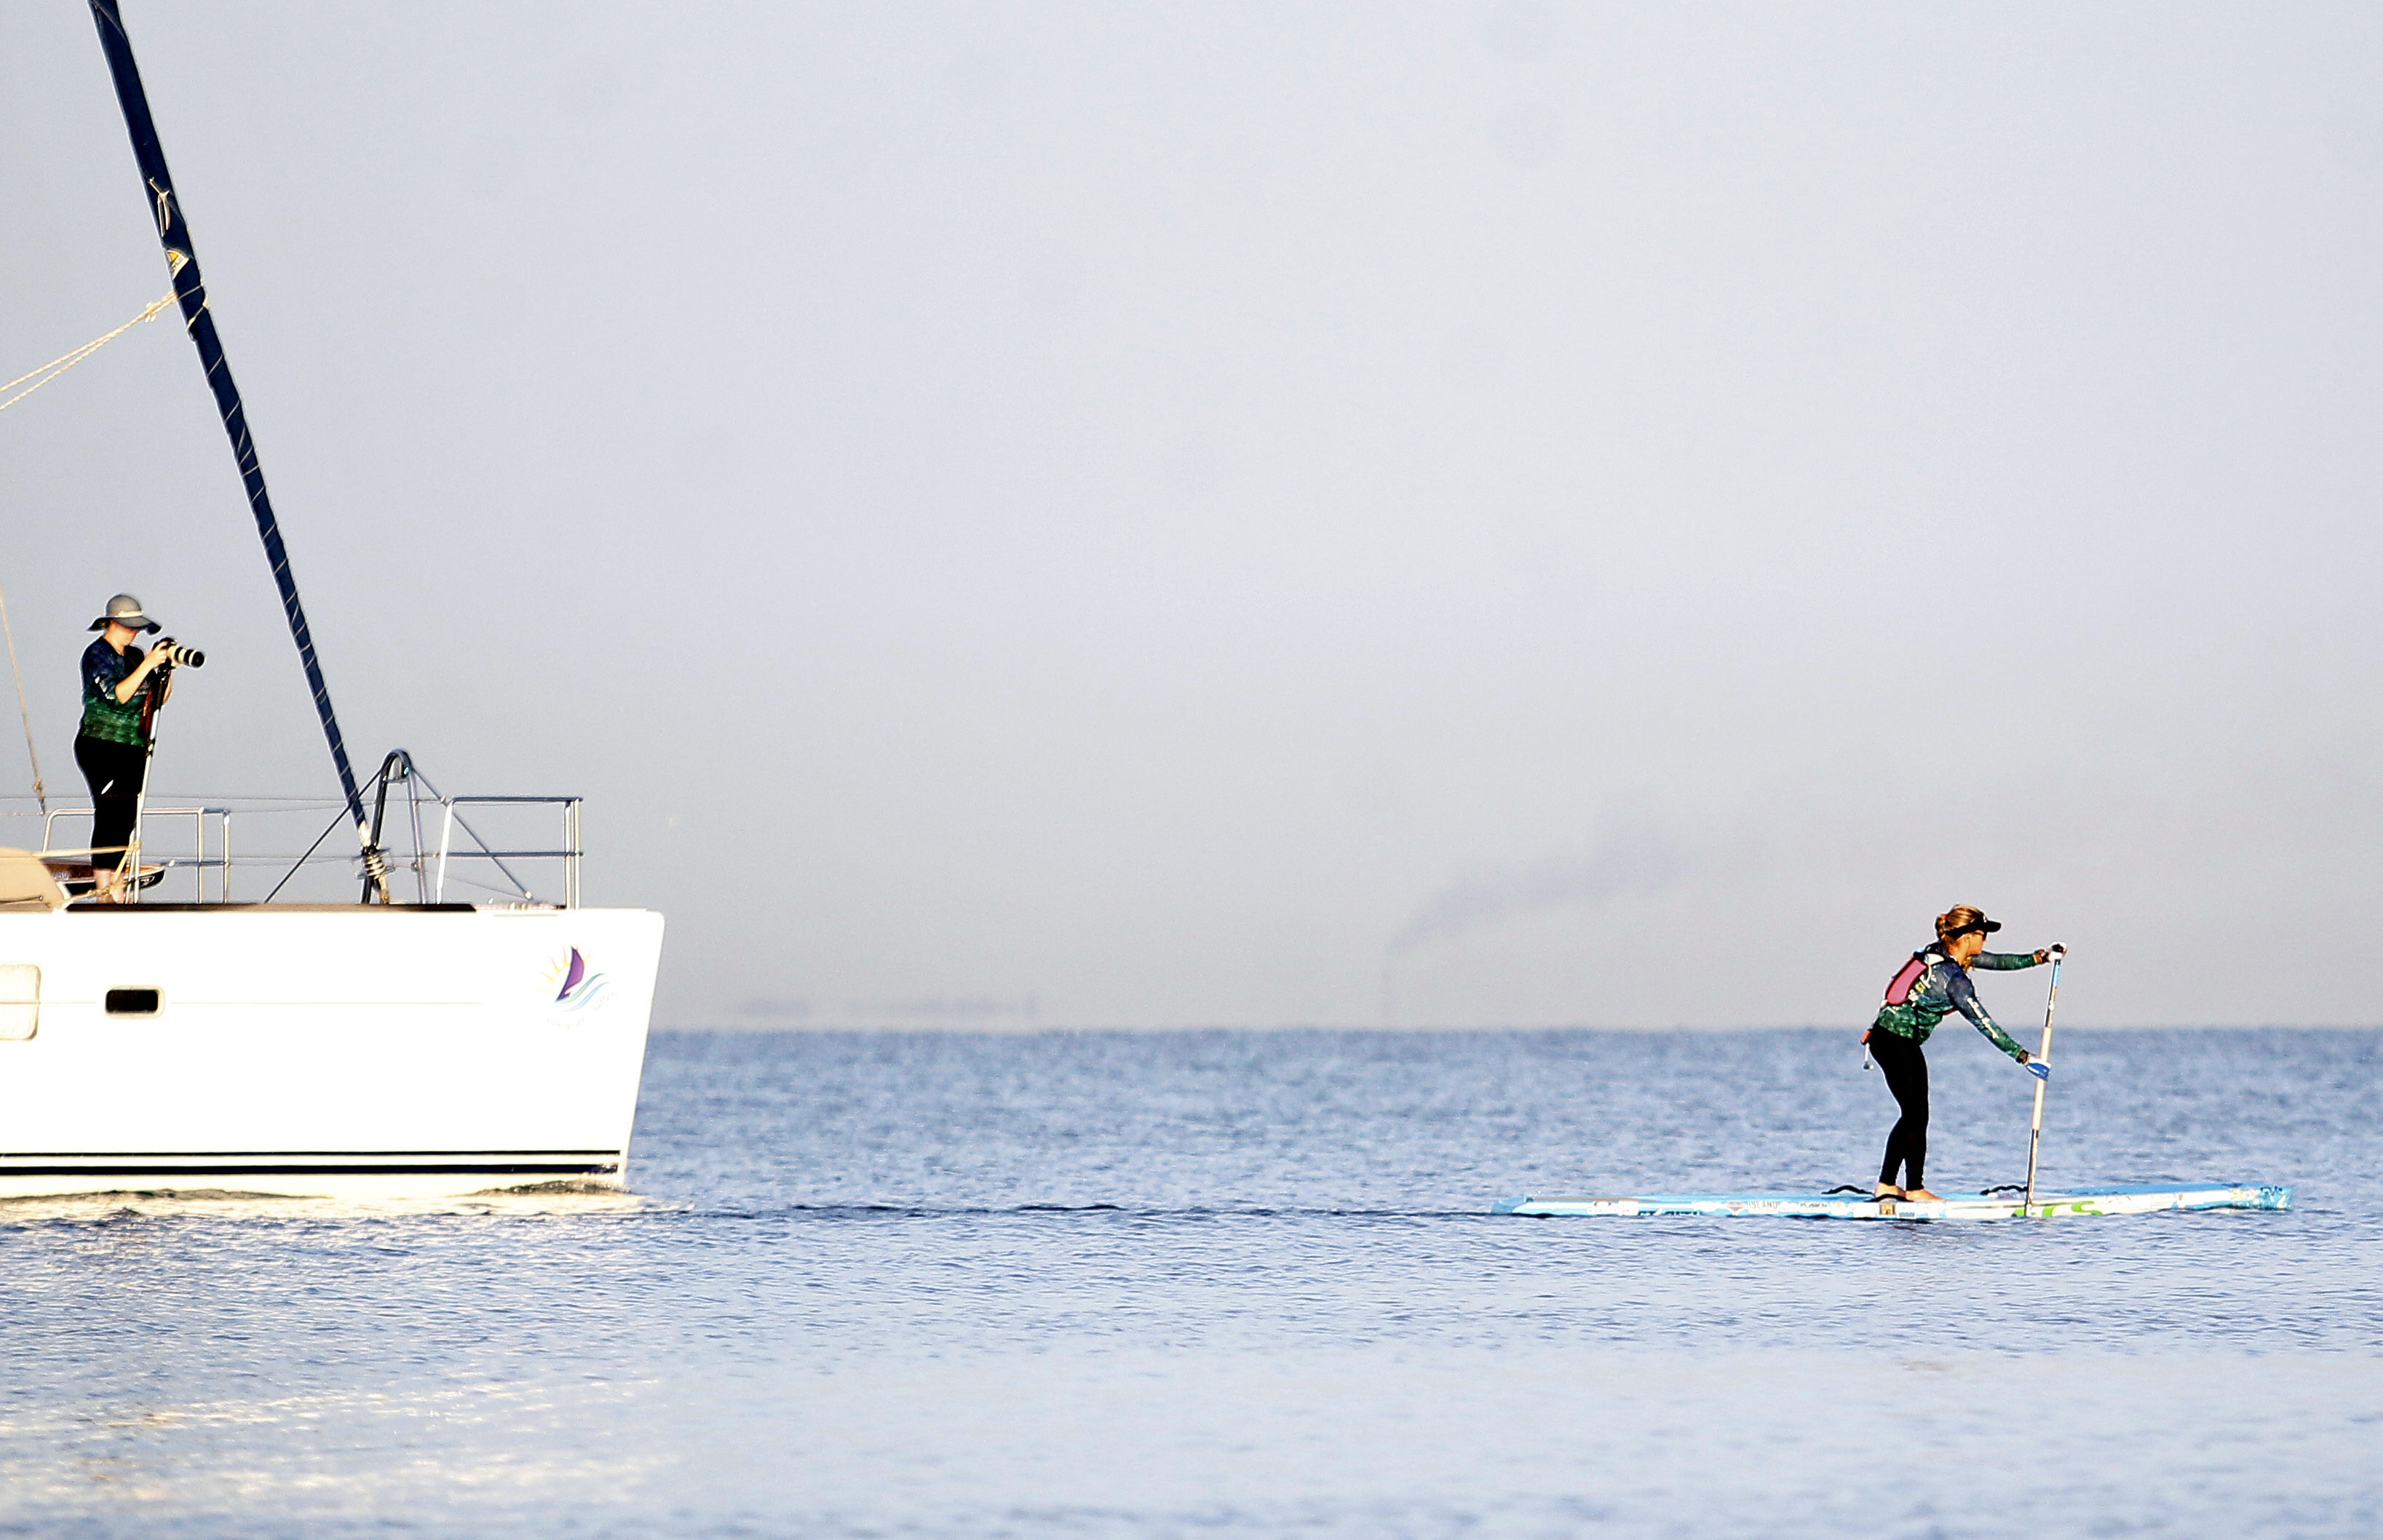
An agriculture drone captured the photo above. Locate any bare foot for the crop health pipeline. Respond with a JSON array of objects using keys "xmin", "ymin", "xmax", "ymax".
[
  {"xmin": 1905, "ymin": 1187, "xmax": 1942, "ymax": 1202},
  {"xmin": 1873, "ymin": 1183, "xmax": 1904, "ymax": 1200}
]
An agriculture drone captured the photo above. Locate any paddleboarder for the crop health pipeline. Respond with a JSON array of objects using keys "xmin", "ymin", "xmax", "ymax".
[{"xmin": 1864, "ymin": 906, "xmax": 2057, "ymax": 1201}]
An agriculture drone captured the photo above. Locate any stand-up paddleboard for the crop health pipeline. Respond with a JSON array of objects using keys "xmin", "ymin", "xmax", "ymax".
[{"xmin": 1492, "ymin": 1182, "xmax": 2291, "ymax": 1220}]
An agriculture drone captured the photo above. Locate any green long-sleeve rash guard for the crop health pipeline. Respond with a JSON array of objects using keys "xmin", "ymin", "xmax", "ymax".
[{"xmin": 1871, "ymin": 948, "xmax": 2042, "ymax": 1060}]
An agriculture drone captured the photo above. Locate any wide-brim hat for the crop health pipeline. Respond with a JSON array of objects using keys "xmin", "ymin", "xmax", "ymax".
[{"xmin": 90, "ymin": 593, "xmax": 160, "ymax": 633}]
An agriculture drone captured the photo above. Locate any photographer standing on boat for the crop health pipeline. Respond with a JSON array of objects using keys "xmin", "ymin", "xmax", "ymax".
[
  {"xmin": 1863, "ymin": 906, "xmax": 2058, "ymax": 1202},
  {"xmin": 74, "ymin": 593, "xmax": 188, "ymax": 902}
]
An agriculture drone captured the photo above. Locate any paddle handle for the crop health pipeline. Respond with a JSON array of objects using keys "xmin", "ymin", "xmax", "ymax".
[{"xmin": 2021, "ymin": 950, "xmax": 2064, "ymax": 1215}]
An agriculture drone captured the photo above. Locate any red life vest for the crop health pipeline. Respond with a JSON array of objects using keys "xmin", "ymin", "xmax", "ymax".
[{"xmin": 1881, "ymin": 950, "xmax": 1935, "ymax": 1007}]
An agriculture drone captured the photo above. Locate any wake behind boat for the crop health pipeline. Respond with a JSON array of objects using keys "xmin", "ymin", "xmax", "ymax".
[{"xmin": 1493, "ymin": 1182, "xmax": 2293, "ymax": 1221}]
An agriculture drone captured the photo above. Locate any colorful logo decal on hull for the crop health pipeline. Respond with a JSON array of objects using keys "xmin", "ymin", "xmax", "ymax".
[{"xmin": 547, "ymin": 947, "xmax": 613, "ymax": 1020}]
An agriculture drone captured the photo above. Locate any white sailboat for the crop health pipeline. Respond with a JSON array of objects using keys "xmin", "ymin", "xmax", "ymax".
[{"xmin": 0, "ymin": 3, "xmax": 663, "ymax": 1199}]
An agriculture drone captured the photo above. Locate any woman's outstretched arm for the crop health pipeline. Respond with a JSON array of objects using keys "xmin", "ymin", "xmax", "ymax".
[{"xmin": 1946, "ymin": 969, "xmax": 2029, "ymax": 1061}]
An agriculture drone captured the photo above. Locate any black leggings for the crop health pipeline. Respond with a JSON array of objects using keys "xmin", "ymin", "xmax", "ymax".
[
  {"xmin": 75, "ymin": 734, "xmax": 148, "ymax": 873},
  {"xmin": 1871, "ymin": 1031, "xmax": 1930, "ymax": 1189}
]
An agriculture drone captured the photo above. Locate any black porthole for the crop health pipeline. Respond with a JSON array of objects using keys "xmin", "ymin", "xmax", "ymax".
[{"xmin": 105, "ymin": 988, "xmax": 162, "ymax": 1015}]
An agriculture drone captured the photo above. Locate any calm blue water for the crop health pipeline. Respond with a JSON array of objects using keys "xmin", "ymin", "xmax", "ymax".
[{"xmin": 3, "ymin": 1027, "xmax": 2378, "ymax": 1538}]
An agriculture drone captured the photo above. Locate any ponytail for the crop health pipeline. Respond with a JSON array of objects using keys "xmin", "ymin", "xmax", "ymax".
[{"xmin": 1935, "ymin": 905, "xmax": 1990, "ymax": 946}]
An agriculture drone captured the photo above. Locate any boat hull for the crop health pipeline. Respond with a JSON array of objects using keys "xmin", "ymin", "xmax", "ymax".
[
  {"xmin": 1491, "ymin": 1183, "xmax": 2293, "ymax": 1220},
  {"xmin": 0, "ymin": 906, "xmax": 662, "ymax": 1199}
]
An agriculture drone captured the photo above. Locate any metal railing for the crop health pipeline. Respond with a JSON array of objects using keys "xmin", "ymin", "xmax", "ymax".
[
  {"xmin": 41, "ymin": 804, "xmax": 234, "ymax": 902},
  {"xmin": 365, "ymin": 753, "xmax": 581, "ymax": 908},
  {"xmin": 6, "ymin": 750, "xmax": 583, "ymax": 908},
  {"xmin": 425, "ymin": 794, "xmax": 582, "ymax": 908}
]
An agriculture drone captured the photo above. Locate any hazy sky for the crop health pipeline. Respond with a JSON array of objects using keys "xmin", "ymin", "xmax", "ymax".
[{"xmin": 4, "ymin": 3, "xmax": 2380, "ymax": 1028}]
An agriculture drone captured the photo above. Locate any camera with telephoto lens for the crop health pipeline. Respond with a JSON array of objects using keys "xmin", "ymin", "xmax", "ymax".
[{"xmin": 152, "ymin": 638, "xmax": 205, "ymax": 669}]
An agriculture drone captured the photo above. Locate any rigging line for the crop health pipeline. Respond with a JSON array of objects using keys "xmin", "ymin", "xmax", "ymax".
[
  {"xmin": 442, "ymin": 804, "xmax": 533, "ymax": 899},
  {"xmin": 0, "ymin": 288, "xmax": 178, "ymax": 416},
  {"xmin": 262, "ymin": 804, "xmax": 351, "ymax": 904},
  {"xmin": 0, "ymin": 576, "xmax": 44, "ymax": 813}
]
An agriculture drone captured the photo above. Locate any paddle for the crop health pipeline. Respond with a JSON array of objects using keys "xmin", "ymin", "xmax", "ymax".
[{"xmin": 2020, "ymin": 944, "xmax": 2067, "ymax": 1216}]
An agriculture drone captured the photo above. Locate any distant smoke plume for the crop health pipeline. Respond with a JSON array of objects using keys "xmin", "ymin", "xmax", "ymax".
[{"xmin": 1387, "ymin": 826, "xmax": 1690, "ymax": 956}]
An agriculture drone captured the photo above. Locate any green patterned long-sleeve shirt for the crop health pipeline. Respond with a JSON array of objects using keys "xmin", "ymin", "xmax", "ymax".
[
  {"xmin": 1871, "ymin": 948, "xmax": 2041, "ymax": 1060},
  {"xmin": 79, "ymin": 637, "xmax": 154, "ymax": 747}
]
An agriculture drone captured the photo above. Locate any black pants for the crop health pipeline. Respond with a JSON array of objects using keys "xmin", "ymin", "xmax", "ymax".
[
  {"xmin": 75, "ymin": 734, "xmax": 148, "ymax": 874},
  {"xmin": 1871, "ymin": 1031, "xmax": 1930, "ymax": 1189}
]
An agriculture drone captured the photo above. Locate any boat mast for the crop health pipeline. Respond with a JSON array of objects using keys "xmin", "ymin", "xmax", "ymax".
[{"xmin": 87, "ymin": 0, "xmax": 389, "ymax": 901}]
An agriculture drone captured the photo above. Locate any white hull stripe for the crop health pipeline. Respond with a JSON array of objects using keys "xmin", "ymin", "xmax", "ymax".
[{"xmin": 0, "ymin": 1151, "xmax": 618, "ymax": 1176}]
